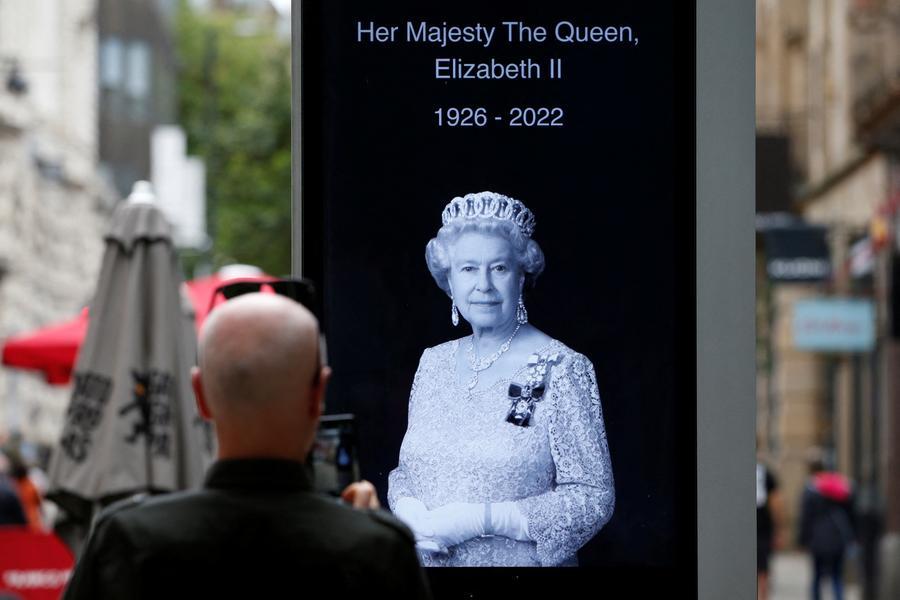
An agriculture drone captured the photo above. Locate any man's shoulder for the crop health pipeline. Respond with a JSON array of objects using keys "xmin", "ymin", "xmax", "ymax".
[
  {"xmin": 90, "ymin": 489, "xmax": 211, "ymax": 542},
  {"xmin": 96, "ymin": 488, "xmax": 415, "ymax": 550},
  {"xmin": 70, "ymin": 492, "xmax": 429, "ymax": 600},
  {"xmin": 96, "ymin": 488, "xmax": 205, "ymax": 520}
]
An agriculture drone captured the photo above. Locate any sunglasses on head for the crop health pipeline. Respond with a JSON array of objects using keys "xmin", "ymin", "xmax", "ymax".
[
  {"xmin": 207, "ymin": 278, "xmax": 318, "ymax": 315},
  {"xmin": 206, "ymin": 277, "xmax": 327, "ymax": 383}
]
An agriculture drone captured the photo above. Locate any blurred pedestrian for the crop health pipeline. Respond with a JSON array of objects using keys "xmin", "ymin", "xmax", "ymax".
[
  {"xmin": 0, "ymin": 473, "xmax": 27, "ymax": 526},
  {"xmin": 757, "ymin": 457, "xmax": 785, "ymax": 600},
  {"xmin": 3, "ymin": 447, "xmax": 46, "ymax": 532},
  {"xmin": 0, "ymin": 451, "xmax": 26, "ymax": 526},
  {"xmin": 798, "ymin": 459, "xmax": 855, "ymax": 600},
  {"xmin": 63, "ymin": 293, "xmax": 430, "ymax": 599}
]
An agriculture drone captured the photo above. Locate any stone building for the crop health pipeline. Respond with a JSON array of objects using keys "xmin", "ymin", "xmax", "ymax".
[{"xmin": 0, "ymin": 0, "xmax": 114, "ymax": 447}]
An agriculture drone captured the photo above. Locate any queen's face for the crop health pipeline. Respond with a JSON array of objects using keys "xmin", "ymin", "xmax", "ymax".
[{"xmin": 447, "ymin": 230, "xmax": 522, "ymax": 331}]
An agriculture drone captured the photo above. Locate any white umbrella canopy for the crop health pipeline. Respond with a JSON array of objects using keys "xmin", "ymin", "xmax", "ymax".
[{"xmin": 47, "ymin": 200, "xmax": 212, "ymax": 522}]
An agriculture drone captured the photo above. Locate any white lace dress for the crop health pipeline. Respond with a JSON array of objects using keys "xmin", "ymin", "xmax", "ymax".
[{"xmin": 388, "ymin": 338, "xmax": 615, "ymax": 567}]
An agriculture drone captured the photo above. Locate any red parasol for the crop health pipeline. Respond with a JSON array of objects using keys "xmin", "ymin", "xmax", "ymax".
[
  {"xmin": 1, "ymin": 272, "xmax": 273, "ymax": 385},
  {"xmin": 1, "ymin": 308, "xmax": 89, "ymax": 385}
]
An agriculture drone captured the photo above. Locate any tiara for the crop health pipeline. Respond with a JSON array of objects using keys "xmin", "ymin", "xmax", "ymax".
[{"xmin": 441, "ymin": 192, "xmax": 536, "ymax": 238}]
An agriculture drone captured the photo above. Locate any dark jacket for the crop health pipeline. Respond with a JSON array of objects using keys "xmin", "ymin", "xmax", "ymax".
[
  {"xmin": 798, "ymin": 474, "xmax": 855, "ymax": 557},
  {"xmin": 63, "ymin": 458, "xmax": 431, "ymax": 599}
]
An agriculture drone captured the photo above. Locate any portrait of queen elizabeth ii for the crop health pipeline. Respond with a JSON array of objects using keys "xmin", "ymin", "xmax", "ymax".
[{"xmin": 388, "ymin": 191, "xmax": 615, "ymax": 567}]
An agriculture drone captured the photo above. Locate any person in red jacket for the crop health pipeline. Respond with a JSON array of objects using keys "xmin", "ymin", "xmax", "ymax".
[{"xmin": 798, "ymin": 459, "xmax": 855, "ymax": 600}]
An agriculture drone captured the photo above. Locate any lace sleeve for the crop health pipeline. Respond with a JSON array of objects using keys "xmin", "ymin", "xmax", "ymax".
[
  {"xmin": 517, "ymin": 352, "xmax": 615, "ymax": 566},
  {"xmin": 387, "ymin": 348, "xmax": 428, "ymax": 511}
]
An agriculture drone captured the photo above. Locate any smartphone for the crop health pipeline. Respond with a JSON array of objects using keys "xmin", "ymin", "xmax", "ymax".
[{"xmin": 310, "ymin": 413, "xmax": 358, "ymax": 496}]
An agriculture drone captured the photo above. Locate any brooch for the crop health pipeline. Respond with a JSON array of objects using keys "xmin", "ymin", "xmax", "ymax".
[
  {"xmin": 505, "ymin": 351, "xmax": 559, "ymax": 427},
  {"xmin": 506, "ymin": 382, "xmax": 544, "ymax": 427}
]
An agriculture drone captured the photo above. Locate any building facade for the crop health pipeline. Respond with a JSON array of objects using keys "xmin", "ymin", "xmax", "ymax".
[
  {"xmin": 0, "ymin": 0, "xmax": 113, "ymax": 447},
  {"xmin": 98, "ymin": 0, "xmax": 178, "ymax": 197},
  {"xmin": 756, "ymin": 1, "xmax": 900, "ymax": 598}
]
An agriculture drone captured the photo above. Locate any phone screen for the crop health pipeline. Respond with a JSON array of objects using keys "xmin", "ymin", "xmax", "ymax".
[{"xmin": 310, "ymin": 414, "xmax": 358, "ymax": 497}]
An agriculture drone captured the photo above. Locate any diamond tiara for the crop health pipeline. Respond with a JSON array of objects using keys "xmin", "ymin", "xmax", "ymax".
[{"xmin": 441, "ymin": 192, "xmax": 536, "ymax": 239}]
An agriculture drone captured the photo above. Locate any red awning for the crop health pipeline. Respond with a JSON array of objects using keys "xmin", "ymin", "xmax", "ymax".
[
  {"xmin": 2, "ymin": 273, "xmax": 274, "ymax": 385},
  {"xmin": 1, "ymin": 308, "xmax": 89, "ymax": 385}
]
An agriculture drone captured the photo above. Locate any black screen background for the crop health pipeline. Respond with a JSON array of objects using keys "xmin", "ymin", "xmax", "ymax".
[{"xmin": 300, "ymin": 1, "xmax": 696, "ymax": 595}]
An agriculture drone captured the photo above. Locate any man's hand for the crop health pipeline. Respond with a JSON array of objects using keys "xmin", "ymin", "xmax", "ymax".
[{"xmin": 340, "ymin": 480, "xmax": 380, "ymax": 509}]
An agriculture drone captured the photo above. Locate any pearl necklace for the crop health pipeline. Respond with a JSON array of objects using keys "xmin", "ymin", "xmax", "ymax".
[{"xmin": 465, "ymin": 324, "xmax": 521, "ymax": 391}]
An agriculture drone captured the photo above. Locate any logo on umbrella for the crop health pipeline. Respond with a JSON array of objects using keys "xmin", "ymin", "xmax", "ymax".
[
  {"xmin": 118, "ymin": 369, "xmax": 174, "ymax": 458},
  {"xmin": 59, "ymin": 372, "xmax": 112, "ymax": 463}
]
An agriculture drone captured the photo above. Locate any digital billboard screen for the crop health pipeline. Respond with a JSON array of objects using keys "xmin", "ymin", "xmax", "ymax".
[{"xmin": 298, "ymin": 1, "xmax": 696, "ymax": 594}]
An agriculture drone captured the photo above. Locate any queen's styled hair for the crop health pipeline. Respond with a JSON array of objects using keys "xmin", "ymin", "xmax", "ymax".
[{"xmin": 425, "ymin": 193, "xmax": 545, "ymax": 296}]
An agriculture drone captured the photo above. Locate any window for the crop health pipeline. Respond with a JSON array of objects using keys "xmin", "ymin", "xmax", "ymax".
[
  {"xmin": 125, "ymin": 41, "xmax": 151, "ymax": 100},
  {"xmin": 125, "ymin": 41, "xmax": 153, "ymax": 120},
  {"xmin": 100, "ymin": 36, "xmax": 124, "ymax": 89}
]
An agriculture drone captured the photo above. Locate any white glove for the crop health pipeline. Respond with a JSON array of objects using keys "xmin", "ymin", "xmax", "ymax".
[
  {"xmin": 427, "ymin": 501, "xmax": 532, "ymax": 546},
  {"xmin": 393, "ymin": 497, "xmax": 445, "ymax": 553},
  {"xmin": 393, "ymin": 497, "xmax": 432, "ymax": 539},
  {"xmin": 426, "ymin": 502, "xmax": 486, "ymax": 549},
  {"xmin": 395, "ymin": 499, "xmax": 533, "ymax": 553},
  {"xmin": 488, "ymin": 501, "xmax": 531, "ymax": 541}
]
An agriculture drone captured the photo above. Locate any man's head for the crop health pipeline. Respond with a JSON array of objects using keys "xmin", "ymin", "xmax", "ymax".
[{"xmin": 191, "ymin": 293, "xmax": 330, "ymax": 461}]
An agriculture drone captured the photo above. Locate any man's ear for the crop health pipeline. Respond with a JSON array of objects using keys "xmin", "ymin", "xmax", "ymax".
[
  {"xmin": 309, "ymin": 366, "xmax": 332, "ymax": 419},
  {"xmin": 192, "ymin": 366, "xmax": 213, "ymax": 421}
]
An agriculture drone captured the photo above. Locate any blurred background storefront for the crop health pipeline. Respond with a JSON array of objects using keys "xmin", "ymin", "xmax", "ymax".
[{"xmin": 756, "ymin": 0, "xmax": 900, "ymax": 597}]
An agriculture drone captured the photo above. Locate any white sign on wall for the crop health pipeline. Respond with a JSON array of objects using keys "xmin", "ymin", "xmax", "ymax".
[{"xmin": 151, "ymin": 126, "xmax": 208, "ymax": 249}]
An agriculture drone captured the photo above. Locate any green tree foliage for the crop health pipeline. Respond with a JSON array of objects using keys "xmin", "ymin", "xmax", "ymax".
[{"xmin": 175, "ymin": 2, "xmax": 291, "ymax": 275}]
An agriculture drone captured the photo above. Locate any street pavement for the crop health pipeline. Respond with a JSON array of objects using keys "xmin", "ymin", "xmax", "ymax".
[{"xmin": 770, "ymin": 552, "xmax": 861, "ymax": 600}]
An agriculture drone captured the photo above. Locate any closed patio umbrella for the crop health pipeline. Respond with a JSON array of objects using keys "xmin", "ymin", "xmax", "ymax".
[{"xmin": 46, "ymin": 199, "xmax": 211, "ymax": 522}]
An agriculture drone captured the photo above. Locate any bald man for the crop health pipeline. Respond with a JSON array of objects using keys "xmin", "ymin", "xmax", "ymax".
[{"xmin": 63, "ymin": 294, "xmax": 431, "ymax": 599}]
